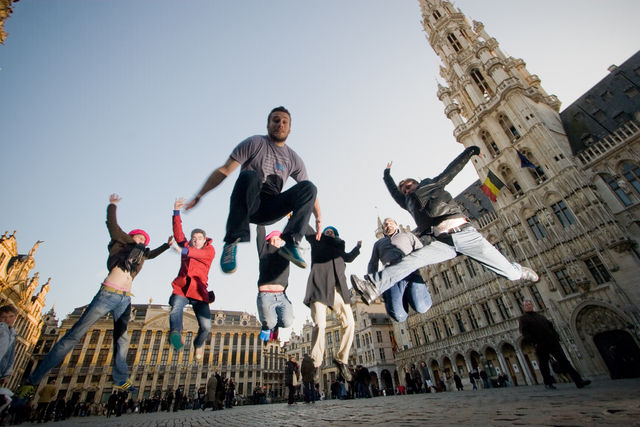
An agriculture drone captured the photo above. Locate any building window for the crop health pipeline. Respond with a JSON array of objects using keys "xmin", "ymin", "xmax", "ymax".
[
  {"xmin": 495, "ymin": 297, "xmax": 510, "ymax": 320},
  {"xmin": 432, "ymin": 9, "xmax": 441, "ymax": 20},
  {"xmin": 471, "ymin": 69, "xmax": 493, "ymax": 99},
  {"xmin": 455, "ymin": 312, "xmax": 466, "ymax": 333},
  {"xmin": 443, "ymin": 319, "xmax": 453, "ymax": 337},
  {"xmin": 527, "ymin": 215, "xmax": 547, "ymax": 240},
  {"xmin": 464, "ymin": 258, "xmax": 477, "ymax": 278},
  {"xmin": 447, "ymin": 33, "xmax": 463, "ymax": 52},
  {"xmin": 512, "ymin": 290, "xmax": 525, "ymax": 314},
  {"xmin": 421, "ymin": 325, "xmax": 430, "ymax": 344},
  {"xmin": 554, "ymin": 268, "xmax": 577, "ymax": 295},
  {"xmin": 622, "ymin": 162, "xmax": 640, "ymax": 194},
  {"xmin": 379, "ymin": 348, "xmax": 386, "ymax": 362},
  {"xmin": 498, "ymin": 114, "xmax": 520, "ymax": 141},
  {"xmin": 481, "ymin": 302, "xmax": 495, "ymax": 325},
  {"xmin": 528, "ymin": 284, "xmax": 546, "ymax": 310},
  {"xmin": 441, "ymin": 270, "xmax": 452, "ymax": 289},
  {"xmin": 376, "ymin": 331, "xmax": 383, "ymax": 343},
  {"xmin": 584, "ymin": 256, "xmax": 611, "ymax": 284},
  {"xmin": 481, "ymin": 130, "xmax": 500, "ymax": 157},
  {"xmin": 89, "ymin": 330, "xmax": 100, "ymax": 344},
  {"xmin": 603, "ymin": 174, "xmax": 632, "ymax": 206},
  {"xmin": 432, "ymin": 322, "xmax": 442, "ymax": 340},
  {"xmin": 356, "ymin": 335, "xmax": 360, "ymax": 348},
  {"xmin": 126, "ymin": 348, "xmax": 136, "ymax": 366},
  {"xmin": 130, "ymin": 330, "xmax": 141, "ymax": 345},
  {"xmin": 552, "ymin": 201, "xmax": 576, "ymax": 227},
  {"xmin": 452, "ymin": 264, "xmax": 463, "ymax": 285},
  {"xmin": 161, "ymin": 349, "xmax": 169, "ymax": 365},
  {"xmin": 466, "ymin": 308, "xmax": 479, "ymax": 330}
]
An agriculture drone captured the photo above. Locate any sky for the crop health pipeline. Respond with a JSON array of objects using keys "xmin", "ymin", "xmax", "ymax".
[{"xmin": 2, "ymin": 0, "xmax": 639, "ymax": 339}]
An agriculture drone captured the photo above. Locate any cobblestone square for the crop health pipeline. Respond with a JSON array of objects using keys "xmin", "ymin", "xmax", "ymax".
[{"xmin": 24, "ymin": 379, "xmax": 640, "ymax": 426}]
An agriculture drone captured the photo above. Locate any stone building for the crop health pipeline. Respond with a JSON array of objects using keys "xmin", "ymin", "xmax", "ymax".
[
  {"xmin": 0, "ymin": 231, "xmax": 50, "ymax": 389},
  {"xmin": 390, "ymin": 0, "xmax": 640, "ymax": 389},
  {"xmin": 30, "ymin": 304, "xmax": 285, "ymax": 403}
]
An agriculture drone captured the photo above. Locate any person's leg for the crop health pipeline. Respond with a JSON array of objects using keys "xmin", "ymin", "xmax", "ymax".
[
  {"xmin": 191, "ymin": 299, "xmax": 212, "ymax": 348},
  {"xmin": 367, "ymin": 241, "xmax": 456, "ymax": 295},
  {"xmin": 225, "ymin": 171, "xmax": 262, "ymax": 243},
  {"xmin": 406, "ymin": 282, "xmax": 433, "ymax": 314},
  {"xmin": 275, "ymin": 293, "xmax": 294, "ymax": 328},
  {"xmin": 310, "ymin": 302, "xmax": 327, "ymax": 368},
  {"xmin": 257, "ymin": 292, "xmax": 277, "ymax": 340},
  {"xmin": 28, "ymin": 289, "xmax": 119, "ymax": 385},
  {"xmin": 251, "ymin": 181, "xmax": 317, "ymax": 245},
  {"xmin": 382, "ymin": 280, "xmax": 409, "ymax": 322},
  {"xmin": 549, "ymin": 342, "xmax": 586, "ymax": 386},
  {"xmin": 168, "ymin": 294, "xmax": 189, "ymax": 349},
  {"xmin": 450, "ymin": 227, "xmax": 522, "ymax": 280},
  {"xmin": 334, "ymin": 292, "xmax": 354, "ymax": 365},
  {"xmin": 535, "ymin": 346, "xmax": 553, "ymax": 386},
  {"xmin": 111, "ymin": 298, "xmax": 132, "ymax": 385}
]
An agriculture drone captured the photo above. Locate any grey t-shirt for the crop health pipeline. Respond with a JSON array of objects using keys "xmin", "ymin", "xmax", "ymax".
[
  {"xmin": 230, "ymin": 135, "xmax": 309, "ymax": 195},
  {"xmin": 368, "ymin": 230, "xmax": 423, "ymax": 274}
]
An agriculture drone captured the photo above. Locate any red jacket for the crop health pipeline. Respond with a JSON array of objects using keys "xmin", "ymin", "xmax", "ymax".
[{"xmin": 171, "ymin": 213, "xmax": 215, "ymax": 302}]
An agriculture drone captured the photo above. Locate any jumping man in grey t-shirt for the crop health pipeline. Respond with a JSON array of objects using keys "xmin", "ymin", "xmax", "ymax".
[{"xmin": 186, "ymin": 106, "xmax": 322, "ymax": 273}]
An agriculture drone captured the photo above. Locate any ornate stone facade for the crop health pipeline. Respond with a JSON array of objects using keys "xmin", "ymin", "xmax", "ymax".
[
  {"xmin": 0, "ymin": 231, "xmax": 50, "ymax": 389},
  {"xmin": 31, "ymin": 305, "xmax": 286, "ymax": 403},
  {"xmin": 389, "ymin": 0, "xmax": 640, "ymax": 389}
]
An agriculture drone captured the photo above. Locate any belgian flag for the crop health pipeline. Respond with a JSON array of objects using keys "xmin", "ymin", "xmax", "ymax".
[{"xmin": 480, "ymin": 169, "xmax": 504, "ymax": 202}]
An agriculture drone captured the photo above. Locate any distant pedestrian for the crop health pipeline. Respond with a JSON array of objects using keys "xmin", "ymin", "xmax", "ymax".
[
  {"xmin": 300, "ymin": 354, "xmax": 316, "ymax": 403},
  {"xmin": 453, "ymin": 373, "xmax": 463, "ymax": 391},
  {"xmin": 284, "ymin": 356, "xmax": 300, "ymax": 405},
  {"xmin": 518, "ymin": 300, "xmax": 591, "ymax": 390}
]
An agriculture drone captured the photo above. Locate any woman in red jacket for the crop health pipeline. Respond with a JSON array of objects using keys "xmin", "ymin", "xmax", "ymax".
[{"xmin": 169, "ymin": 198, "xmax": 216, "ymax": 361}]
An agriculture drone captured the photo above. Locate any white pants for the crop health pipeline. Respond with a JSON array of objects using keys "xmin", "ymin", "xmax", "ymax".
[{"xmin": 310, "ymin": 289, "xmax": 354, "ymax": 367}]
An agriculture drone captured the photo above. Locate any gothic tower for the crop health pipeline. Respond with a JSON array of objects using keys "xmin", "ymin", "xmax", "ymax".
[{"xmin": 390, "ymin": 0, "xmax": 640, "ymax": 384}]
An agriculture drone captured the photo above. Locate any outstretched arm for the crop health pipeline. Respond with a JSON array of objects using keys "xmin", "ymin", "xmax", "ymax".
[
  {"xmin": 186, "ymin": 157, "xmax": 240, "ymax": 210},
  {"xmin": 343, "ymin": 241, "xmax": 362, "ymax": 263},
  {"xmin": 105, "ymin": 194, "xmax": 133, "ymax": 243},
  {"xmin": 147, "ymin": 236, "xmax": 173, "ymax": 259},
  {"xmin": 172, "ymin": 198, "xmax": 188, "ymax": 247},
  {"xmin": 383, "ymin": 162, "xmax": 407, "ymax": 209},
  {"xmin": 313, "ymin": 197, "xmax": 322, "ymax": 241},
  {"xmin": 432, "ymin": 146, "xmax": 480, "ymax": 187}
]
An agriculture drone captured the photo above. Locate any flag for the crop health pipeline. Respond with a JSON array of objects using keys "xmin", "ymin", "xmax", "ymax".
[
  {"xmin": 517, "ymin": 150, "xmax": 536, "ymax": 169},
  {"xmin": 480, "ymin": 169, "xmax": 505, "ymax": 202}
]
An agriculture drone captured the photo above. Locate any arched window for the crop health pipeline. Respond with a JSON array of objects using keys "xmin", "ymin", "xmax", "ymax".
[
  {"xmin": 480, "ymin": 129, "xmax": 500, "ymax": 157},
  {"xmin": 470, "ymin": 68, "xmax": 493, "ymax": 99},
  {"xmin": 447, "ymin": 33, "xmax": 462, "ymax": 52},
  {"xmin": 498, "ymin": 113, "xmax": 520, "ymax": 141},
  {"xmin": 622, "ymin": 162, "xmax": 640, "ymax": 194},
  {"xmin": 603, "ymin": 173, "xmax": 632, "ymax": 206},
  {"xmin": 500, "ymin": 166, "xmax": 523, "ymax": 197},
  {"xmin": 432, "ymin": 9, "xmax": 442, "ymax": 20},
  {"xmin": 520, "ymin": 149, "xmax": 546, "ymax": 182}
]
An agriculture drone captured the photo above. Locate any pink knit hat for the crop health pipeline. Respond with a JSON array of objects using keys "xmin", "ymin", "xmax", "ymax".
[{"xmin": 128, "ymin": 229, "xmax": 150, "ymax": 246}]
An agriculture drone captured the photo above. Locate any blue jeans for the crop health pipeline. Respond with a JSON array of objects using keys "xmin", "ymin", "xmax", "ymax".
[
  {"xmin": 256, "ymin": 292, "xmax": 293, "ymax": 330},
  {"xmin": 169, "ymin": 294, "xmax": 211, "ymax": 348},
  {"xmin": 29, "ymin": 287, "xmax": 131, "ymax": 385},
  {"xmin": 382, "ymin": 279, "xmax": 432, "ymax": 322},
  {"xmin": 369, "ymin": 227, "xmax": 522, "ymax": 294},
  {"xmin": 302, "ymin": 382, "xmax": 315, "ymax": 403}
]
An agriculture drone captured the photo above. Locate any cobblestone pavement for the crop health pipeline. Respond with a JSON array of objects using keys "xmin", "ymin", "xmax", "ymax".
[{"xmin": 27, "ymin": 378, "xmax": 640, "ymax": 426}]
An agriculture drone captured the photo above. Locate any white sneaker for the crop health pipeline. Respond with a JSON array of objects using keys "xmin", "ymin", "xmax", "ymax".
[
  {"xmin": 195, "ymin": 346, "xmax": 204, "ymax": 361},
  {"xmin": 521, "ymin": 267, "xmax": 539, "ymax": 282}
]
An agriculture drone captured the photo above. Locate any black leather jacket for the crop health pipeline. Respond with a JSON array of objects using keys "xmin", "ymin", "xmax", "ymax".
[{"xmin": 384, "ymin": 146, "xmax": 480, "ymax": 235}]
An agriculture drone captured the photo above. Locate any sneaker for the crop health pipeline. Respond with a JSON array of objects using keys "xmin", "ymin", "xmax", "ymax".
[
  {"xmin": 576, "ymin": 379, "xmax": 591, "ymax": 389},
  {"xmin": 333, "ymin": 358, "xmax": 352, "ymax": 382},
  {"xmin": 195, "ymin": 346, "xmax": 204, "ymax": 361},
  {"xmin": 349, "ymin": 274, "xmax": 378, "ymax": 305},
  {"xmin": 114, "ymin": 379, "xmax": 136, "ymax": 393},
  {"xmin": 220, "ymin": 239, "xmax": 240, "ymax": 274},
  {"xmin": 16, "ymin": 384, "xmax": 35, "ymax": 399},
  {"xmin": 170, "ymin": 331, "xmax": 184, "ymax": 351},
  {"xmin": 520, "ymin": 267, "xmax": 539, "ymax": 282},
  {"xmin": 259, "ymin": 329, "xmax": 271, "ymax": 343},
  {"xmin": 270, "ymin": 326, "xmax": 279, "ymax": 341},
  {"xmin": 278, "ymin": 243, "xmax": 307, "ymax": 269}
]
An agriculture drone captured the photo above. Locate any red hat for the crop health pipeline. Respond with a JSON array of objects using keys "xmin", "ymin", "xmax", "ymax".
[
  {"xmin": 128, "ymin": 229, "xmax": 150, "ymax": 246},
  {"xmin": 265, "ymin": 230, "xmax": 282, "ymax": 241}
]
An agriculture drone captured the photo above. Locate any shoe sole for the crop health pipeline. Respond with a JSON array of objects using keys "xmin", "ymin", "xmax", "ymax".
[
  {"xmin": 333, "ymin": 359, "xmax": 352, "ymax": 382},
  {"xmin": 220, "ymin": 265, "xmax": 237, "ymax": 274},
  {"xmin": 350, "ymin": 275, "xmax": 375, "ymax": 305},
  {"xmin": 278, "ymin": 248, "xmax": 307, "ymax": 268}
]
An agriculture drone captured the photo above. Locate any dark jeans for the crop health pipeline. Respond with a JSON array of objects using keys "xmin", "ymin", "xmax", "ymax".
[
  {"xmin": 225, "ymin": 170, "xmax": 317, "ymax": 245},
  {"xmin": 287, "ymin": 385, "xmax": 296, "ymax": 404},
  {"xmin": 302, "ymin": 382, "xmax": 315, "ymax": 403},
  {"xmin": 536, "ymin": 341, "xmax": 582, "ymax": 385}
]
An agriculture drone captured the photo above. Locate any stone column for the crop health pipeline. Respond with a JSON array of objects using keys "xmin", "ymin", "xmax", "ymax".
[{"xmin": 514, "ymin": 347, "xmax": 533, "ymax": 385}]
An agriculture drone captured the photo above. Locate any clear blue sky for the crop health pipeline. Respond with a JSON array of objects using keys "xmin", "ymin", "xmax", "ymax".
[{"xmin": 2, "ymin": 0, "xmax": 639, "ymax": 338}]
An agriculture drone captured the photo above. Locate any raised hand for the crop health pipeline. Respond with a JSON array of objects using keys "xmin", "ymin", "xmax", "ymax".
[
  {"xmin": 109, "ymin": 193, "xmax": 122, "ymax": 204},
  {"xmin": 174, "ymin": 198, "xmax": 186, "ymax": 211}
]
